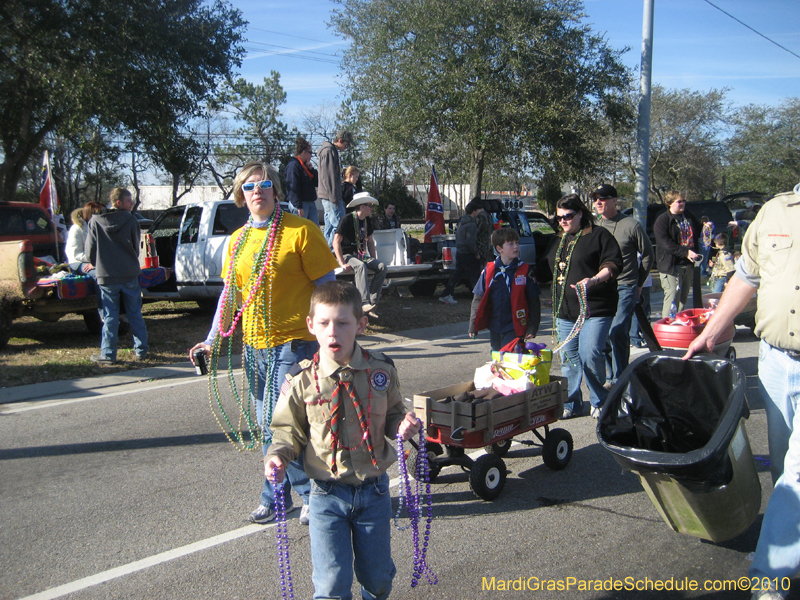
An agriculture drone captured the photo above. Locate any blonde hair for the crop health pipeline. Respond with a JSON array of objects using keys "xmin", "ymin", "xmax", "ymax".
[
  {"xmin": 109, "ymin": 187, "xmax": 132, "ymax": 207},
  {"xmin": 70, "ymin": 208, "xmax": 85, "ymax": 228},
  {"xmin": 232, "ymin": 161, "xmax": 285, "ymax": 208},
  {"xmin": 664, "ymin": 190, "xmax": 685, "ymax": 207},
  {"xmin": 343, "ymin": 165, "xmax": 360, "ymax": 181}
]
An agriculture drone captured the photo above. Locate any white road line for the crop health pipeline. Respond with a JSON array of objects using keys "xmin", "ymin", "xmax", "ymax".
[
  {"xmin": 15, "ymin": 447, "xmax": 487, "ymax": 600},
  {"xmin": 16, "ymin": 523, "xmax": 270, "ymax": 600},
  {"xmin": 4, "ymin": 333, "xmax": 474, "ymax": 414}
]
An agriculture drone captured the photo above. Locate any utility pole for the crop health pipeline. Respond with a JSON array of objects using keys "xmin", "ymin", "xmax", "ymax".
[{"xmin": 634, "ymin": 0, "xmax": 655, "ymax": 228}]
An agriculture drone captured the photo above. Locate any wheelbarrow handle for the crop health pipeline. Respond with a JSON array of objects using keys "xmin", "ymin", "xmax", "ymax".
[{"xmin": 635, "ymin": 302, "xmax": 662, "ymax": 352}]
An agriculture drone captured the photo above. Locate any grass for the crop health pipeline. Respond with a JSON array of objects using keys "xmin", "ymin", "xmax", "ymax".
[{"xmin": 0, "ymin": 284, "xmax": 473, "ymax": 389}]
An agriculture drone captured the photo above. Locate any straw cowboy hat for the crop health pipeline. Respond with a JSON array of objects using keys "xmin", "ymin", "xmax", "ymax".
[{"xmin": 346, "ymin": 192, "xmax": 379, "ymax": 209}]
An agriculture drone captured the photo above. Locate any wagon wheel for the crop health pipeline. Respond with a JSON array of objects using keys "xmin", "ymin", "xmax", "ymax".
[
  {"xmin": 726, "ymin": 346, "xmax": 736, "ymax": 362},
  {"xmin": 485, "ymin": 437, "xmax": 512, "ymax": 457},
  {"xmin": 404, "ymin": 446, "xmax": 441, "ymax": 483},
  {"xmin": 469, "ymin": 454, "xmax": 506, "ymax": 501},
  {"xmin": 542, "ymin": 428, "xmax": 573, "ymax": 471}
]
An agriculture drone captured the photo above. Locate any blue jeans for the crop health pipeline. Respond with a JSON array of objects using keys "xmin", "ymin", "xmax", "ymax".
[
  {"xmin": 321, "ymin": 198, "xmax": 345, "ymax": 247},
  {"xmin": 748, "ymin": 341, "xmax": 800, "ymax": 585},
  {"xmin": 246, "ymin": 339, "xmax": 318, "ymax": 510},
  {"xmin": 605, "ymin": 284, "xmax": 637, "ymax": 385},
  {"xmin": 98, "ymin": 279, "xmax": 148, "ymax": 360},
  {"xmin": 303, "ymin": 200, "xmax": 319, "ymax": 226},
  {"xmin": 556, "ymin": 316, "xmax": 613, "ymax": 413},
  {"xmin": 490, "ymin": 330, "xmax": 517, "ymax": 352},
  {"xmin": 309, "ymin": 473, "xmax": 395, "ymax": 600}
]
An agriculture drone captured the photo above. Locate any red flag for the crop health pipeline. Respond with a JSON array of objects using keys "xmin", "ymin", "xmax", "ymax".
[
  {"xmin": 424, "ymin": 168, "xmax": 445, "ymax": 242},
  {"xmin": 39, "ymin": 150, "xmax": 67, "ymax": 259}
]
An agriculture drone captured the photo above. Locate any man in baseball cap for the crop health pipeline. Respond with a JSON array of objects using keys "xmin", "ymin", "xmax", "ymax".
[
  {"xmin": 334, "ymin": 192, "xmax": 387, "ymax": 313},
  {"xmin": 592, "ymin": 183, "xmax": 654, "ymax": 398}
]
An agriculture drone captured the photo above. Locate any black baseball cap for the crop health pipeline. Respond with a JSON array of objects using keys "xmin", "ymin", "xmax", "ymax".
[{"xmin": 591, "ymin": 184, "xmax": 618, "ymax": 200}]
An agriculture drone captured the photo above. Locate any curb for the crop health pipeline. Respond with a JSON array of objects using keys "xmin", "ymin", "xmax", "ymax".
[{"xmin": 1, "ymin": 321, "xmax": 471, "ymax": 405}]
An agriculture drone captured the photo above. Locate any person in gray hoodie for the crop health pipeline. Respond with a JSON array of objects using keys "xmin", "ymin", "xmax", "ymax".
[
  {"xmin": 317, "ymin": 130, "xmax": 353, "ymax": 246},
  {"xmin": 439, "ymin": 200, "xmax": 483, "ymax": 305},
  {"xmin": 85, "ymin": 187, "xmax": 148, "ymax": 364}
]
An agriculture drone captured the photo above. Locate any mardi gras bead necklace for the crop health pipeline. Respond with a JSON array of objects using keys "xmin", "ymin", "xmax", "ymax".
[
  {"xmin": 552, "ymin": 281, "xmax": 590, "ymax": 353},
  {"xmin": 271, "ymin": 466, "xmax": 294, "ymax": 600},
  {"xmin": 352, "ymin": 212, "xmax": 366, "ymax": 259},
  {"xmin": 207, "ymin": 207, "xmax": 284, "ymax": 451},
  {"xmin": 395, "ymin": 427, "xmax": 437, "ymax": 588}
]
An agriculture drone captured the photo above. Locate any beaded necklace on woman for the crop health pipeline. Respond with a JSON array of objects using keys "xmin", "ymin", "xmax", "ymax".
[
  {"xmin": 207, "ymin": 206, "xmax": 285, "ymax": 451},
  {"xmin": 551, "ymin": 229, "xmax": 590, "ymax": 353}
]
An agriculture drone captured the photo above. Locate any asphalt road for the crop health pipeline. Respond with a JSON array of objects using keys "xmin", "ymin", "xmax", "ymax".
[{"xmin": 1, "ymin": 293, "xmax": 794, "ymax": 600}]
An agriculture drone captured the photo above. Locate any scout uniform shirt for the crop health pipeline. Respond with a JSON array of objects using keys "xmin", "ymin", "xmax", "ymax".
[{"xmin": 267, "ymin": 343, "xmax": 408, "ymax": 485}]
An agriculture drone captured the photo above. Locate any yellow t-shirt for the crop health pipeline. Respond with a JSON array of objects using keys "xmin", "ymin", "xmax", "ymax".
[{"xmin": 221, "ymin": 212, "xmax": 338, "ymax": 349}]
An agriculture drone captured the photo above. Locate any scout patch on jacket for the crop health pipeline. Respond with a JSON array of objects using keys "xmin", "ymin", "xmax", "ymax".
[
  {"xmin": 516, "ymin": 309, "xmax": 527, "ymax": 326},
  {"xmin": 370, "ymin": 369, "xmax": 391, "ymax": 391},
  {"xmin": 515, "ymin": 275, "xmax": 526, "ymax": 286}
]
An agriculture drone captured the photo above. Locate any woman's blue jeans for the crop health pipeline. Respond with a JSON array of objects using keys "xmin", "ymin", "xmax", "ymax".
[
  {"xmin": 556, "ymin": 316, "xmax": 613, "ymax": 414},
  {"xmin": 246, "ymin": 340, "xmax": 318, "ymax": 510},
  {"xmin": 309, "ymin": 473, "xmax": 395, "ymax": 600}
]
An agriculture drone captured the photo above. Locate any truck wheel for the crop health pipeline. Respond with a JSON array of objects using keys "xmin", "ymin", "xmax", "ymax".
[
  {"xmin": 469, "ymin": 454, "xmax": 506, "ymax": 501},
  {"xmin": 82, "ymin": 310, "xmax": 103, "ymax": 335},
  {"xmin": 0, "ymin": 311, "xmax": 12, "ymax": 349},
  {"xmin": 408, "ymin": 280, "xmax": 438, "ymax": 297},
  {"xmin": 196, "ymin": 299, "xmax": 218, "ymax": 313},
  {"xmin": 542, "ymin": 428, "xmax": 573, "ymax": 471}
]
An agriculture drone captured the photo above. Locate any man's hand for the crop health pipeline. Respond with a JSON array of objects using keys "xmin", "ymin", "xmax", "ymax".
[
  {"xmin": 264, "ymin": 456, "xmax": 285, "ymax": 482},
  {"xmin": 298, "ymin": 208, "xmax": 305, "ymax": 218},
  {"xmin": 81, "ymin": 263, "xmax": 94, "ymax": 273},
  {"xmin": 398, "ymin": 412, "xmax": 421, "ymax": 441}
]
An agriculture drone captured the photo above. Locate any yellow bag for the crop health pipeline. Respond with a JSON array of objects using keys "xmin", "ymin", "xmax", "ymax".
[{"xmin": 491, "ymin": 349, "xmax": 552, "ymax": 386}]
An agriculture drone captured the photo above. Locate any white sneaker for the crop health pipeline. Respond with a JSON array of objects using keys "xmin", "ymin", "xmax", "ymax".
[
  {"xmin": 591, "ymin": 406, "xmax": 601, "ymax": 419},
  {"xmin": 299, "ymin": 504, "xmax": 310, "ymax": 526},
  {"xmin": 362, "ymin": 303, "xmax": 375, "ymax": 313},
  {"xmin": 439, "ymin": 295, "xmax": 457, "ymax": 305}
]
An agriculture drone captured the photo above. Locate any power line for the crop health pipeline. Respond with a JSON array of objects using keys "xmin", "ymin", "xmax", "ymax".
[
  {"xmin": 701, "ymin": 0, "xmax": 800, "ymax": 61},
  {"xmin": 248, "ymin": 27, "xmax": 342, "ymax": 47},
  {"xmin": 246, "ymin": 39, "xmax": 341, "ymax": 59},
  {"xmin": 242, "ymin": 44, "xmax": 340, "ymax": 65}
]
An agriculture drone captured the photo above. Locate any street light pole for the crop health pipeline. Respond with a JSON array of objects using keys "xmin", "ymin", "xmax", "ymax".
[{"xmin": 634, "ymin": 0, "xmax": 655, "ymax": 228}]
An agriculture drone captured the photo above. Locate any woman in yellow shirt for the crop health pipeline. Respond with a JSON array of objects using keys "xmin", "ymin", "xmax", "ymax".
[{"xmin": 190, "ymin": 161, "xmax": 338, "ymax": 525}]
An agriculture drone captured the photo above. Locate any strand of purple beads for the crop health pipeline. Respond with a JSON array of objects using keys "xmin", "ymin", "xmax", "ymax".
[
  {"xmin": 271, "ymin": 468, "xmax": 294, "ymax": 600},
  {"xmin": 395, "ymin": 426, "xmax": 438, "ymax": 587}
]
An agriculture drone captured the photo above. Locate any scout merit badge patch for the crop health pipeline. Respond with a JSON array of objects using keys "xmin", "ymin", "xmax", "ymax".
[
  {"xmin": 370, "ymin": 369, "xmax": 391, "ymax": 391},
  {"xmin": 516, "ymin": 309, "xmax": 527, "ymax": 326},
  {"xmin": 515, "ymin": 275, "xmax": 526, "ymax": 285}
]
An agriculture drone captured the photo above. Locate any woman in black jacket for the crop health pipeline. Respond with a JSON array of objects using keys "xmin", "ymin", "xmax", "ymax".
[
  {"xmin": 653, "ymin": 191, "xmax": 702, "ymax": 318},
  {"xmin": 538, "ymin": 194, "xmax": 622, "ymax": 419}
]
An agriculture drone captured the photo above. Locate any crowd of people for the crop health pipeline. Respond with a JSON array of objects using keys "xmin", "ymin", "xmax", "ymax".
[{"xmin": 69, "ymin": 143, "xmax": 793, "ymax": 600}]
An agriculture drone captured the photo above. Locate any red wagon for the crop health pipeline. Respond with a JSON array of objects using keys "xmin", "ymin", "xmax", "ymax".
[
  {"xmin": 652, "ymin": 308, "xmax": 737, "ymax": 360},
  {"xmin": 408, "ymin": 377, "xmax": 571, "ymax": 500}
]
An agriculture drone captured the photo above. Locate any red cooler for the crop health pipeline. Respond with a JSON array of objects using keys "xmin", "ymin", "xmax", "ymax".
[{"xmin": 652, "ymin": 309, "xmax": 735, "ymax": 357}]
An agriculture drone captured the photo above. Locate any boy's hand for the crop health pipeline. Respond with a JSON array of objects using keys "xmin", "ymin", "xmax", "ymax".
[
  {"xmin": 264, "ymin": 456, "xmax": 286, "ymax": 483},
  {"xmin": 468, "ymin": 332, "xmax": 476, "ymax": 339},
  {"xmin": 398, "ymin": 412, "xmax": 421, "ymax": 441}
]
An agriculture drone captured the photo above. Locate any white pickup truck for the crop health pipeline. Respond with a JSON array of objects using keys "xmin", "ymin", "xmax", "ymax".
[{"xmin": 142, "ymin": 199, "xmax": 444, "ymax": 309}]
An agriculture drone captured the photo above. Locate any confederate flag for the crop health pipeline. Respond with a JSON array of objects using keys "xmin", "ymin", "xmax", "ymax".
[{"xmin": 423, "ymin": 168, "xmax": 445, "ymax": 242}]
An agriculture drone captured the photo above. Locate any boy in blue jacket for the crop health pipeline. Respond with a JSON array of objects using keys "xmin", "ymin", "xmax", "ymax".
[{"xmin": 468, "ymin": 228, "xmax": 541, "ymax": 351}]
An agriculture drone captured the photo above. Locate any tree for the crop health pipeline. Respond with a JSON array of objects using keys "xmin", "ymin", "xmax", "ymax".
[
  {"xmin": 330, "ymin": 0, "xmax": 630, "ymax": 195},
  {"xmin": 616, "ymin": 85, "xmax": 728, "ymax": 202},
  {"xmin": 725, "ymin": 98, "xmax": 800, "ymax": 195},
  {"xmin": 0, "ymin": 0, "xmax": 245, "ymax": 201}
]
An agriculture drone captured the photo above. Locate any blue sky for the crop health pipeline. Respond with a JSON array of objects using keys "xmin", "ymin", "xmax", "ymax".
[{"xmin": 232, "ymin": 0, "xmax": 800, "ymax": 124}]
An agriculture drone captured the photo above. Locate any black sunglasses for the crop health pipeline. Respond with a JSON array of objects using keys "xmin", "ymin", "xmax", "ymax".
[{"xmin": 556, "ymin": 212, "xmax": 578, "ymax": 222}]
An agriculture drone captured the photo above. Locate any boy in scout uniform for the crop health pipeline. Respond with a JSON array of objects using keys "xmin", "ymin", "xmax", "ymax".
[
  {"xmin": 468, "ymin": 227, "xmax": 541, "ymax": 350},
  {"xmin": 265, "ymin": 281, "xmax": 420, "ymax": 600}
]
